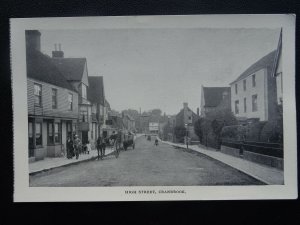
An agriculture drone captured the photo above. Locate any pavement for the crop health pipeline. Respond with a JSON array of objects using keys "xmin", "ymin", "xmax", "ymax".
[
  {"xmin": 162, "ymin": 141, "xmax": 284, "ymax": 185},
  {"xmin": 29, "ymin": 148, "xmax": 115, "ymax": 175},
  {"xmin": 29, "ymin": 134, "xmax": 145, "ymax": 175}
]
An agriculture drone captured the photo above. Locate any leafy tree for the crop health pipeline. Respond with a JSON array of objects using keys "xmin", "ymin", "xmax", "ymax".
[{"xmin": 174, "ymin": 126, "xmax": 186, "ymax": 143}]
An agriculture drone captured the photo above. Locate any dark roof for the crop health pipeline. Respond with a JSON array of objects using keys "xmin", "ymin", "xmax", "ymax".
[
  {"xmin": 26, "ymin": 50, "xmax": 76, "ymax": 92},
  {"xmin": 230, "ymin": 50, "xmax": 277, "ymax": 84},
  {"xmin": 272, "ymin": 29, "xmax": 282, "ymax": 77},
  {"xmin": 202, "ymin": 87, "xmax": 230, "ymax": 107},
  {"xmin": 87, "ymin": 76, "xmax": 105, "ymax": 105},
  {"xmin": 51, "ymin": 58, "xmax": 86, "ymax": 81}
]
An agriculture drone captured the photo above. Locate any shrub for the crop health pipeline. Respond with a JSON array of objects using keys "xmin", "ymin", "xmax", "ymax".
[
  {"xmin": 260, "ymin": 120, "xmax": 283, "ymax": 143},
  {"xmin": 221, "ymin": 125, "xmax": 246, "ymax": 141},
  {"xmin": 245, "ymin": 121, "xmax": 266, "ymax": 142}
]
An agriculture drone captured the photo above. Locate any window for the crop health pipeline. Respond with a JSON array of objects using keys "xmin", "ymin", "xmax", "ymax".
[
  {"xmin": 235, "ymin": 83, "xmax": 238, "ymax": 94},
  {"xmin": 34, "ymin": 83, "xmax": 42, "ymax": 106},
  {"xmin": 52, "ymin": 89, "xmax": 57, "ymax": 109},
  {"xmin": 82, "ymin": 84, "xmax": 87, "ymax": 99},
  {"xmin": 35, "ymin": 122, "xmax": 42, "ymax": 146},
  {"xmin": 252, "ymin": 74, "xmax": 256, "ymax": 87},
  {"xmin": 243, "ymin": 79, "xmax": 246, "ymax": 91},
  {"xmin": 28, "ymin": 122, "xmax": 33, "ymax": 149},
  {"xmin": 68, "ymin": 93, "xmax": 73, "ymax": 110},
  {"xmin": 252, "ymin": 95, "xmax": 258, "ymax": 112},
  {"xmin": 48, "ymin": 122, "xmax": 54, "ymax": 144},
  {"xmin": 54, "ymin": 123, "xmax": 61, "ymax": 143},
  {"xmin": 244, "ymin": 98, "xmax": 247, "ymax": 113},
  {"xmin": 235, "ymin": 100, "xmax": 239, "ymax": 114},
  {"xmin": 80, "ymin": 108, "xmax": 89, "ymax": 122}
]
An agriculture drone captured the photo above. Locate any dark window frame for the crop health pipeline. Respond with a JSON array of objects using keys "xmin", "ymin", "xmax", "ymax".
[
  {"xmin": 34, "ymin": 83, "xmax": 42, "ymax": 107},
  {"xmin": 252, "ymin": 94, "xmax": 258, "ymax": 112},
  {"xmin": 243, "ymin": 79, "xmax": 247, "ymax": 91},
  {"xmin": 252, "ymin": 74, "xmax": 256, "ymax": 87},
  {"xmin": 235, "ymin": 100, "xmax": 239, "ymax": 114},
  {"xmin": 68, "ymin": 93, "xmax": 73, "ymax": 111},
  {"xmin": 35, "ymin": 122, "xmax": 43, "ymax": 146},
  {"xmin": 244, "ymin": 97, "xmax": 247, "ymax": 113}
]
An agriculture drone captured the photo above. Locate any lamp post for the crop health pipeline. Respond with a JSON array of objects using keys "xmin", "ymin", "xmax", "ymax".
[{"xmin": 185, "ymin": 123, "xmax": 188, "ymax": 149}]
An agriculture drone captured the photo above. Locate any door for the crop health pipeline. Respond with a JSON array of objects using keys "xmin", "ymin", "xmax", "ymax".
[{"xmin": 82, "ymin": 131, "xmax": 88, "ymax": 145}]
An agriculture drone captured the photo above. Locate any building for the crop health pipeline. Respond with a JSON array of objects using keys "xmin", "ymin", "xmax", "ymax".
[
  {"xmin": 51, "ymin": 47, "xmax": 92, "ymax": 144},
  {"xmin": 26, "ymin": 31, "xmax": 79, "ymax": 161},
  {"xmin": 230, "ymin": 50, "xmax": 277, "ymax": 122},
  {"xmin": 122, "ymin": 113, "xmax": 136, "ymax": 132},
  {"xmin": 87, "ymin": 76, "xmax": 106, "ymax": 147},
  {"xmin": 149, "ymin": 122, "xmax": 159, "ymax": 134},
  {"xmin": 272, "ymin": 29, "xmax": 283, "ymax": 105},
  {"xmin": 174, "ymin": 103, "xmax": 199, "ymax": 143},
  {"xmin": 200, "ymin": 86, "xmax": 231, "ymax": 117}
]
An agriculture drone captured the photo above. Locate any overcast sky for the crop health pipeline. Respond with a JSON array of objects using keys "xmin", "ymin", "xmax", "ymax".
[{"xmin": 40, "ymin": 28, "xmax": 280, "ymax": 115}]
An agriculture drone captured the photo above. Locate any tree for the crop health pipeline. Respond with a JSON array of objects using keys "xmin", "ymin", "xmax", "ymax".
[
  {"xmin": 194, "ymin": 109, "xmax": 237, "ymax": 148},
  {"xmin": 174, "ymin": 126, "xmax": 186, "ymax": 143}
]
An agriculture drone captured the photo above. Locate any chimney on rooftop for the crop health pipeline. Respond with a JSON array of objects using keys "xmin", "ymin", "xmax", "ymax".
[
  {"xmin": 197, "ymin": 108, "xmax": 199, "ymax": 116},
  {"xmin": 52, "ymin": 43, "xmax": 64, "ymax": 58},
  {"xmin": 25, "ymin": 30, "xmax": 41, "ymax": 52},
  {"xmin": 183, "ymin": 102, "xmax": 188, "ymax": 109}
]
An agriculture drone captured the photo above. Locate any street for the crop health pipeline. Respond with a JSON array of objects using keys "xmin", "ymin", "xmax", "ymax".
[{"xmin": 30, "ymin": 137, "xmax": 263, "ymax": 186}]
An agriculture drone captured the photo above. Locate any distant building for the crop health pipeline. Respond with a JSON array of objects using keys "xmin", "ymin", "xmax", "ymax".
[
  {"xmin": 123, "ymin": 113, "xmax": 136, "ymax": 132},
  {"xmin": 200, "ymin": 86, "xmax": 231, "ymax": 117},
  {"xmin": 174, "ymin": 103, "xmax": 199, "ymax": 143},
  {"xmin": 230, "ymin": 50, "xmax": 277, "ymax": 122},
  {"xmin": 149, "ymin": 122, "xmax": 159, "ymax": 134}
]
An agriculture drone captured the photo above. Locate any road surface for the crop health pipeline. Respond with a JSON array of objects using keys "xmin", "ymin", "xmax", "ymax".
[{"xmin": 30, "ymin": 137, "xmax": 263, "ymax": 186}]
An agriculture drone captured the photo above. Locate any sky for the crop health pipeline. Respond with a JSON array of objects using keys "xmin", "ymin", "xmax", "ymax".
[{"xmin": 40, "ymin": 28, "xmax": 280, "ymax": 115}]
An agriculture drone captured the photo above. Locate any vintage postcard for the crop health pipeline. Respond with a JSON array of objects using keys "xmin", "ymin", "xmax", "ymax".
[{"xmin": 11, "ymin": 15, "xmax": 297, "ymax": 201}]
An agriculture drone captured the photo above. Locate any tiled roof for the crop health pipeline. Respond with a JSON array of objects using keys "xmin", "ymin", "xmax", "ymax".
[
  {"xmin": 26, "ymin": 49, "xmax": 76, "ymax": 92},
  {"xmin": 202, "ymin": 87, "xmax": 230, "ymax": 107},
  {"xmin": 51, "ymin": 58, "xmax": 86, "ymax": 81},
  {"xmin": 230, "ymin": 50, "xmax": 277, "ymax": 84},
  {"xmin": 87, "ymin": 76, "xmax": 105, "ymax": 105}
]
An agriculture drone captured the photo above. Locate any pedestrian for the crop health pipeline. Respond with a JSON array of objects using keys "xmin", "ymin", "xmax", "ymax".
[
  {"xmin": 66, "ymin": 135, "xmax": 74, "ymax": 159},
  {"xmin": 74, "ymin": 134, "xmax": 81, "ymax": 160},
  {"xmin": 97, "ymin": 135, "xmax": 103, "ymax": 160},
  {"xmin": 85, "ymin": 140, "xmax": 91, "ymax": 154}
]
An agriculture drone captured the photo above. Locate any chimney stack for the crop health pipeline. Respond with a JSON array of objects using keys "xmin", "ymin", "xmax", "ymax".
[
  {"xmin": 25, "ymin": 30, "xmax": 41, "ymax": 52},
  {"xmin": 52, "ymin": 43, "xmax": 64, "ymax": 58},
  {"xmin": 197, "ymin": 107, "xmax": 199, "ymax": 116},
  {"xmin": 183, "ymin": 102, "xmax": 188, "ymax": 109}
]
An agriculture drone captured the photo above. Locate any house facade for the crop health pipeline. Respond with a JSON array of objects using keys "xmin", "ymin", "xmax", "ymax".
[
  {"xmin": 200, "ymin": 86, "xmax": 231, "ymax": 117},
  {"xmin": 26, "ymin": 31, "xmax": 79, "ymax": 161},
  {"xmin": 51, "ymin": 49, "xmax": 93, "ymax": 144},
  {"xmin": 230, "ymin": 50, "xmax": 277, "ymax": 122},
  {"xmin": 87, "ymin": 76, "xmax": 107, "ymax": 147}
]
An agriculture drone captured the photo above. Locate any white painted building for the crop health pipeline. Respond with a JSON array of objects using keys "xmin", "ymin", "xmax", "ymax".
[{"xmin": 230, "ymin": 50, "xmax": 278, "ymax": 122}]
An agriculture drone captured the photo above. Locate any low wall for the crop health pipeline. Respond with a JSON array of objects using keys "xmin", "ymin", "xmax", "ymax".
[
  {"xmin": 47, "ymin": 145, "xmax": 62, "ymax": 157},
  {"xmin": 34, "ymin": 147, "xmax": 46, "ymax": 161},
  {"xmin": 220, "ymin": 145, "xmax": 241, "ymax": 157},
  {"xmin": 243, "ymin": 151, "xmax": 283, "ymax": 170}
]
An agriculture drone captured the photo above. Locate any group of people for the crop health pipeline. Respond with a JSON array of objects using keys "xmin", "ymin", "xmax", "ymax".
[{"xmin": 66, "ymin": 134, "xmax": 82, "ymax": 160}]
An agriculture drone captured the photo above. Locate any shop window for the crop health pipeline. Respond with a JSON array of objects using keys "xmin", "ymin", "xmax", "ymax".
[
  {"xmin": 35, "ymin": 122, "xmax": 42, "ymax": 146},
  {"xmin": 54, "ymin": 123, "xmax": 61, "ymax": 143},
  {"xmin": 28, "ymin": 122, "xmax": 34, "ymax": 150},
  {"xmin": 48, "ymin": 122, "xmax": 54, "ymax": 144}
]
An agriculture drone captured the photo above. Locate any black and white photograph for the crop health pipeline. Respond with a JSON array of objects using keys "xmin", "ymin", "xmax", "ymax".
[{"xmin": 11, "ymin": 15, "xmax": 297, "ymax": 201}]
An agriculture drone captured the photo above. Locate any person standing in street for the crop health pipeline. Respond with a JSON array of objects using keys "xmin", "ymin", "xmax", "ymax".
[
  {"xmin": 97, "ymin": 135, "xmax": 105, "ymax": 160},
  {"xmin": 66, "ymin": 135, "xmax": 74, "ymax": 159},
  {"xmin": 74, "ymin": 134, "xmax": 81, "ymax": 160}
]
